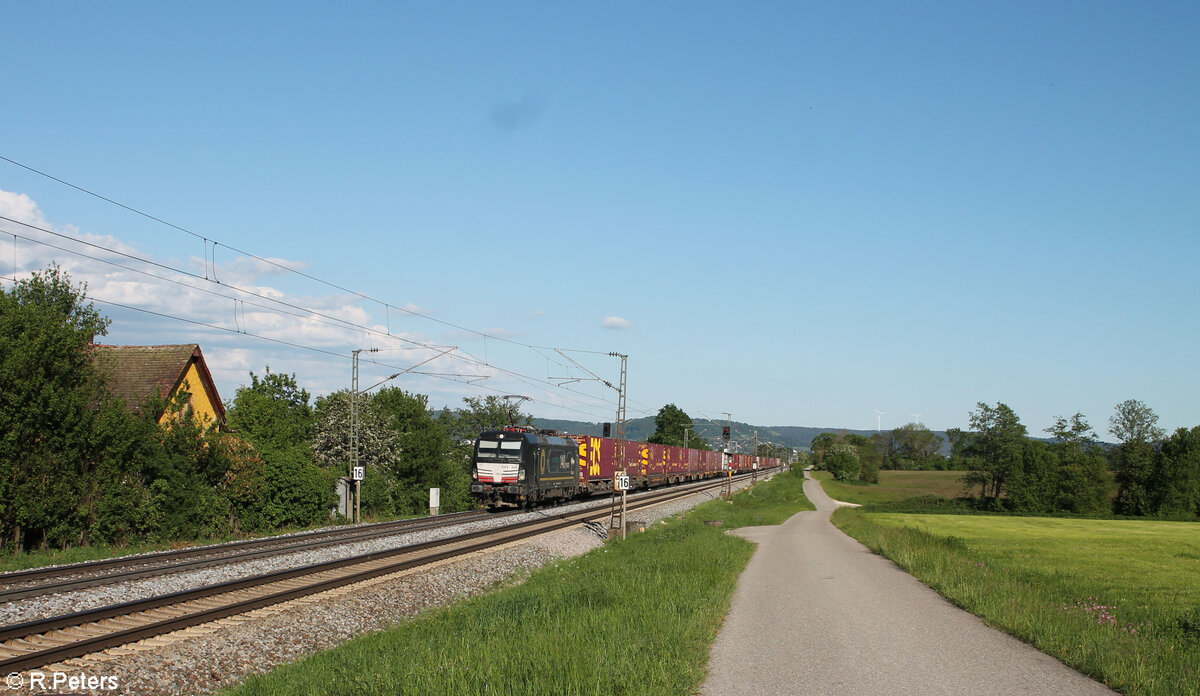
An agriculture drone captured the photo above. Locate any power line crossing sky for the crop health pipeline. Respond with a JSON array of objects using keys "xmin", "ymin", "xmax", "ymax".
[{"xmin": 2, "ymin": 2, "xmax": 1197, "ymax": 434}]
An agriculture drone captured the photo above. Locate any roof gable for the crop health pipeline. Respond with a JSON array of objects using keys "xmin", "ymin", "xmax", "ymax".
[{"xmin": 92, "ymin": 344, "xmax": 226, "ymax": 424}]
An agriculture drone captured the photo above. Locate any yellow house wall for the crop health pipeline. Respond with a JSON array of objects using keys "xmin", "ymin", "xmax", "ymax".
[{"xmin": 156, "ymin": 361, "xmax": 220, "ymax": 428}]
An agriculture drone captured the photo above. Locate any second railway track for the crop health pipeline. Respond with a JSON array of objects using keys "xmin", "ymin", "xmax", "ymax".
[
  {"xmin": 0, "ymin": 509, "xmax": 500, "ymax": 603},
  {"xmin": 0, "ymin": 475, "xmax": 751, "ymax": 674}
]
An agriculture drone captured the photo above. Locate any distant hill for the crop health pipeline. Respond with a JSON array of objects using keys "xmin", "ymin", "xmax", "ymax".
[
  {"xmin": 530, "ymin": 416, "xmax": 943, "ymax": 452},
  {"xmin": 530, "ymin": 417, "xmax": 1112, "ymax": 456}
]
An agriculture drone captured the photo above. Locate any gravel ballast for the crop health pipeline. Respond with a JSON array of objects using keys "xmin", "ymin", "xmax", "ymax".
[{"xmin": 7, "ymin": 477, "xmax": 769, "ymax": 696}]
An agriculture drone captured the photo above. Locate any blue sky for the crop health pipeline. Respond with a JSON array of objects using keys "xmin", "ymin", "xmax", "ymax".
[{"xmin": 2, "ymin": 2, "xmax": 1197, "ymax": 437}]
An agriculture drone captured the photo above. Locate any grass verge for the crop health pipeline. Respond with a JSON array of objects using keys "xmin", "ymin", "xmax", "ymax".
[
  {"xmin": 224, "ymin": 469, "xmax": 813, "ymax": 696},
  {"xmin": 832, "ymin": 508, "xmax": 1200, "ymax": 696}
]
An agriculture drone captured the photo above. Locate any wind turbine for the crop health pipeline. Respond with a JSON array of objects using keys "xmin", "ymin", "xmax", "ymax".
[
  {"xmin": 912, "ymin": 413, "xmax": 922, "ymax": 426},
  {"xmin": 874, "ymin": 409, "xmax": 886, "ymax": 432}
]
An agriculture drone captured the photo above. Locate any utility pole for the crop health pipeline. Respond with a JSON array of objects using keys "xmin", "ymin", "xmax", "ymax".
[
  {"xmin": 607, "ymin": 352, "xmax": 628, "ymax": 535},
  {"xmin": 753, "ymin": 430, "xmax": 759, "ymax": 484},
  {"xmin": 722, "ymin": 412, "xmax": 733, "ymax": 500},
  {"xmin": 610, "ymin": 352, "xmax": 627, "ymax": 442},
  {"xmin": 552, "ymin": 348, "xmax": 628, "ymax": 525},
  {"xmin": 349, "ymin": 345, "xmax": 453, "ymax": 524},
  {"xmin": 609, "ymin": 351, "xmax": 628, "ymax": 473},
  {"xmin": 351, "ymin": 348, "xmax": 378, "ymax": 524}
]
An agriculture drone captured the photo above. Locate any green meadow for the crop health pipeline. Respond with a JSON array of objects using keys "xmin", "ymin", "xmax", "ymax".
[
  {"xmin": 833, "ymin": 509, "xmax": 1200, "ymax": 696},
  {"xmin": 813, "ymin": 469, "xmax": 966, "ymax": 505},
  {"xmin": 224, "ymin": 469, "xmax": 813, "ymax": 695}
]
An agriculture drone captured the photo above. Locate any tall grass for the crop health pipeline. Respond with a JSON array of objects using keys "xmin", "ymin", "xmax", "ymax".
[
  {"xmin": 833, "ymin": 509, "xmax": 1200, "ymax": 696},
  {"xmin": 225, "ymin": 469, "xmax": 814, "ymax": 695}
]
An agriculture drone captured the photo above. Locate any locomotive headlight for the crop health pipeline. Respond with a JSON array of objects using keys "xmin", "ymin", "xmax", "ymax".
[{"xmin": 518, "ymin": 468, "xmax": 525, "ymax": 482}]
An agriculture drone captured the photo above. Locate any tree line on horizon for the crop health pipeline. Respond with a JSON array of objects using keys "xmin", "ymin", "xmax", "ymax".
[
  {"xmin": 5, "ymin": 266, "xmax": 1196, "ymax": 553},
  {"xmin": 808, "ymin": 400, "xmax": 1199, "ymax": 518}
]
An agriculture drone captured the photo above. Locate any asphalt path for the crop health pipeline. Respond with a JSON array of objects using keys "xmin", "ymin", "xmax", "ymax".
[{"xmin": 700, "ymin": 471, "xmax": 1118, "ymax": 696}]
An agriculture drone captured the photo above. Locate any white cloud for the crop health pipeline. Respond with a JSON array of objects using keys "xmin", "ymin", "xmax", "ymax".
[
  {"xmin": 602, "ymin": 315, "xmax": 632, "ymax": 330},
  {"xmin": 0, "ymin": 190, "xmax": 47, "ymax": 227},
  {"xmin": 0, "ymin": 188, "xmax": 429, "ymax": 399},
  {"xmin": 211, "ymin": 255, "xmax": 310, "ymax": 287},
  {"xmin": 0, "ymin": 189, "xmax": 623, "ymax": 418}
]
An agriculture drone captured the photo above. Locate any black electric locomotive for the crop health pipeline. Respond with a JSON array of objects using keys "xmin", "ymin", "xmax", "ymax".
[{"xmin": 469, "ymin": 428, "xmax": 581, "ymax": 507}]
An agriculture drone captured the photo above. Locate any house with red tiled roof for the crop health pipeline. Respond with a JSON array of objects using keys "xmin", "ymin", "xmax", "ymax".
[{"xmin": 92, "ymin": 344, "xmax": 225, "ymax": 428}]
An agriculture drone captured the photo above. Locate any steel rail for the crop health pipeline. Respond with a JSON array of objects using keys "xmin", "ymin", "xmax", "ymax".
[
  {"xmin": 0, "ymin": 510, "xmax": 497, "ymax": 602},
  {"xmin": 0, "ymin": 473, "xmax": 762, "ymax": 673}
]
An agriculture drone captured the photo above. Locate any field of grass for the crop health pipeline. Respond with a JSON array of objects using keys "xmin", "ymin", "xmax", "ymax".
[
  {"xmin": 224, "ymin": 469, "xmax": 814, "ymax": 696},
  {"xmin": 813, "ymin": 469, "xmax": 966, "ymax": 505},
  {"xmin": 833, "ymin": 509, "xmax": 1200, "ymax": 696}
]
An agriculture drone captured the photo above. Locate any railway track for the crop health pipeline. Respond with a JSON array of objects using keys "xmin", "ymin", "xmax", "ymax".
[
  {"xmin": 0, "ymin": 509, "xmax": 500, "ymax": 602},
  {"xmin": 0, "ymin": 475, "xmax": 750, "ymax": 673}
]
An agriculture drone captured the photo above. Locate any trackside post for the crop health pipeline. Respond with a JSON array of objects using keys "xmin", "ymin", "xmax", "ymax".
[{"xmin": 611, "ymin": 471, "xmax": 630, "ymax": 539}]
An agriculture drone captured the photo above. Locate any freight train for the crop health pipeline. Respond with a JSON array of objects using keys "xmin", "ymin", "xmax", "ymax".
[{"xmin": 469, "ymin": 426, "xmax": 780, "ymax": 508}]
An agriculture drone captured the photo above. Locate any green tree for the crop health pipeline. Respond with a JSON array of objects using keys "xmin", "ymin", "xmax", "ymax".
[
  {"xmin": 374, "ymin": 387, "xmax": 468, "ymax": 514},
  {"xmin": 226, "ymin": 369, "xmax": 330, "ymax": 529},
  {"xmin": 1004, "ymin": 439, "xmax": 1060, "ymax": 513},
  {"xmin": 439, "ymin": 395, "xmax": 531, "ymax": 446},
  {"xmin": 810, "ymin": 432, "xmax": 839, "ymax": 467},
  {"xmin": 825, "ymin": 445, "xmax": 861, "ymax": 482},
  {"xmin": 1154, "ymin": 427, "xmax": 1200, "ymax": 518},
  {"xmin": 83, "ymin": 398, "xmax": 163, "ymax": 543},
  {"xmin": 312, "ymin": 389, "xmax": 401, "ymax": 508},
  {"xmin": 1109, "ymin": 399, "xmax": 1166, "ymax": 516},
  {"xmin": 218, "ymin": 435, "xmax": 270, "ymax": 533},
  {"xmin": 845, "ymin": 433, "xmax": 882, "ymax": 483},
  {"xmin": 0, "ymin": 266, "xmax": 110, "ymax": 550},
  {"xmin": 877, "ymin": 423, "xmax": 945, "ymax": 470},
  {"xmin": 647, "ymin": 404, "xmax": 705, "ymax": 448},
  {"xmin": 1045, "ymin": 413, "xmax": 1111, "ymax": 515},
  {"xmin": 228, "ymin": 369, "xmax": 315, "ymax": 450},
  {"xmin": 1109, "ymin": 399, "xmax": 1166, "ymax": 445},
  {"xmin": 811, "ymin": 432, "xmax": 878, "ymax": 483},
  {"xmin": 944, "ymin": 427, "xmax": 976, "ymax": 471},
  {"xmin": 142, "ymin": 390, "xmax": 235, "ymax": 538},
  {"xmin": 960, "ymin": 402, "xmax": 1027, "ymax": 505}
]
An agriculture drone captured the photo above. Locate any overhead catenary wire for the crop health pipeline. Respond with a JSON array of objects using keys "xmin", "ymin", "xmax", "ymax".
[
  {"xmin": 1, "ymin": 155, "xmax": 593, "ymax": 364},
  {"xmin": 1, "ymin": 269, "xmax": 611, "ymax": 420},
  {"xmin": 0, "ymin": 216, "xmax": 616, "ymax": 416},
  {"xmin": 0, "ymin": 156, "xmax": 632, "ymax": 418},
  {"xmin": 0, "ymin": 157, "xmax": 592, "ymax": 383}
]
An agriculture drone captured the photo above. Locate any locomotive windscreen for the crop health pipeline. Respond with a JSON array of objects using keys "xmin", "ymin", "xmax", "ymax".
[{"xmin": 476, "ymin": 438, "xmax": 522, "ymax": 461}]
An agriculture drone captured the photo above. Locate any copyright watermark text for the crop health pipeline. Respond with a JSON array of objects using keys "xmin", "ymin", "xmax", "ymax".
[{"xmin": 6, "ymin": 671, "xmax": 119, "ymax": 691}]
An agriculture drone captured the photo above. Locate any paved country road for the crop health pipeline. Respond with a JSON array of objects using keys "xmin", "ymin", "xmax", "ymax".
[{"xmin": 701, "ymin": 470, "xmax": 1119, "ymax": 696}]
